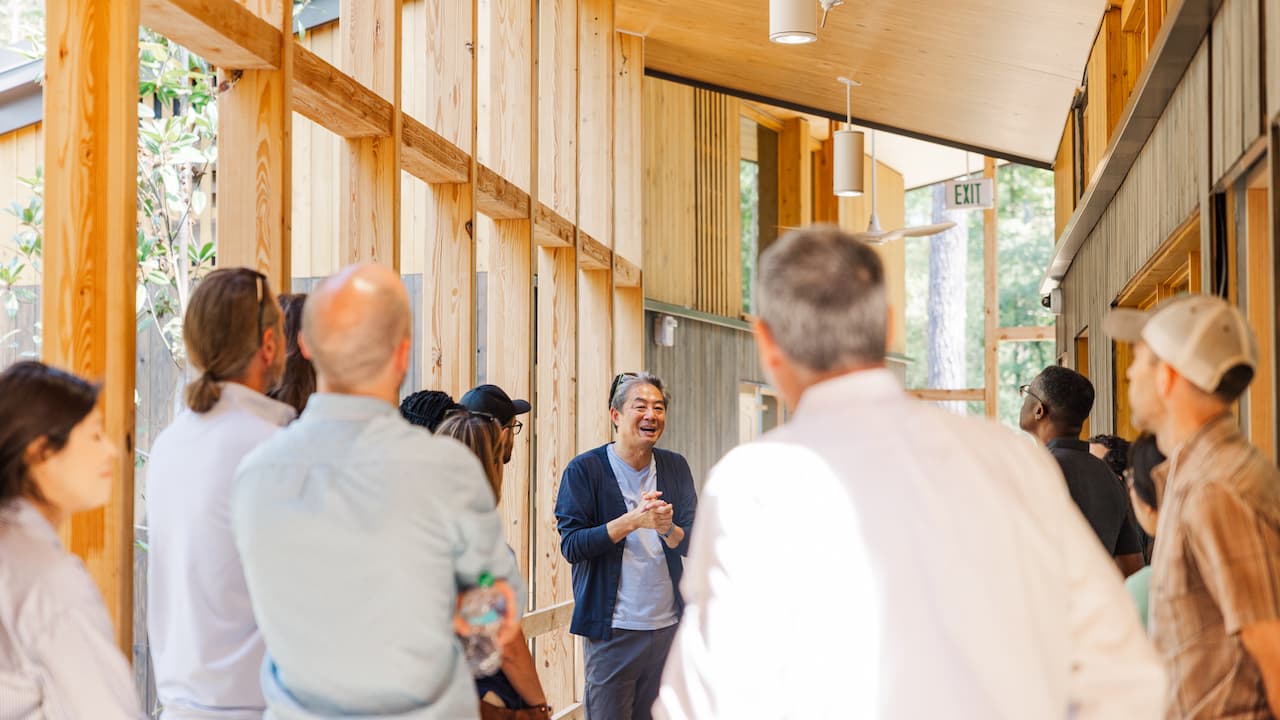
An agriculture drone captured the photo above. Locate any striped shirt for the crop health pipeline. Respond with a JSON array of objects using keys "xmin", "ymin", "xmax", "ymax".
[
  {"xmin": 0, "ymin": 499, "xmax": 142, "ymax": 719},
  {"xmin": 1150, "ymin": 413, "xmax": 1280, "ymax": 718}
]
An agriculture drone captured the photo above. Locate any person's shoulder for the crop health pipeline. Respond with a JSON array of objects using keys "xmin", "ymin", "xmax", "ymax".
[
  {"xmin": 0, "ymin": 530, "xmax": 103, "ymax": 643},
  {"xmin": 565, "ymin": 444, "xmax": 610, "ymax": 473}
]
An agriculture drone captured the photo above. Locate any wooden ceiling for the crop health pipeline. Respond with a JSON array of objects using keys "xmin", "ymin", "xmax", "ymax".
[{"xmin": 616, "ymin": 0, "xmax": 1107, "ymax": 166}]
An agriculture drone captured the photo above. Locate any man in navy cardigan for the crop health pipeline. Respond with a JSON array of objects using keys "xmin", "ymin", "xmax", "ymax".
[{"xmin": 555, "ymin": 372, "xmax": 696, "ymax": 720}]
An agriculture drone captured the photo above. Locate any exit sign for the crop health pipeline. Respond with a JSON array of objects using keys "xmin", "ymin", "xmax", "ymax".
[{"xmin": 944, "ymin": 178, "xmax": 994, "ymax": 210}]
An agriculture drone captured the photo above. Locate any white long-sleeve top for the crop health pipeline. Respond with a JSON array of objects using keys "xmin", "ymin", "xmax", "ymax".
[
  {"xmin": 655, "ymin": 369, "xmax": 1165, "ymax": 720},
  {"xmin": 146, "ymin": 382, "xmax": 295, "ymax": 719},
  {"xmin": 0, "ymin": 499, "xmax": 143, "ymax": 719}
]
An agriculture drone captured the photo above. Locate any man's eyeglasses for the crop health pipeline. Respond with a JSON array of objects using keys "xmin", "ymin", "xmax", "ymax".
[
  {"xmin": 610, "ymin": 372, "xmax": 638, "ymax": 406},
  {"xmin": 1018, "ymin": 384, "xmax": 1046, "ymax": 405}
]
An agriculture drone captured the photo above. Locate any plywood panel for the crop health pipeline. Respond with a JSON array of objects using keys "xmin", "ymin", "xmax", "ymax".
[
  {"xmin": 406, "ymin": 0, "xmax": 473, "ymax": 152},
  {"xmin": 478, "ymin": 0, "xmax": 533, "ymax": 189},
  {"xmin": 578, "ymin": 269, "xmax": 612, "ymax": 447},
  {"xmin": 534, "ymin": 246, "xmax": 577, "ymax": 712},
  {"xmin": 417, "ymin": 178, "xmax": 475, "ymax": 397},
  {"xmin": 538, "ymin": 0, "xmax": 576, "ymax": 219},
  {"xmin": 290, "ymin": 111, "xmax": 341, "ymax": 279},
  {"xmin": 642, "ymin": 78, "xmax": 696, "ymax": 307},
  {"xmin": 614, "ymin": 33, "xmax": 644, "ymax": 265},
  {"xmin": 578, "ymin": 0, "xmax": 613, "ymax": 245},
  {"xmin": 1084, "ymin": 8, "xmax": 1123, "ymax": 184},
  {"xmin": 43, "ymin": 0, "xmax": 140, "ymax": 651},
  {"xmin": 487, "ymin": 218, "xmax": 532, "ymax": 580},
  {"xmin": 613, "ymin": 286, "xmax": 644, "ymax": 374}
]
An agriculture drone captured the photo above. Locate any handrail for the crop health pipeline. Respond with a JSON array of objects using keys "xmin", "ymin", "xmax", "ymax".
[{"xmin": 521, "ymin": 599, "xmax": 574, "ymax": 637}]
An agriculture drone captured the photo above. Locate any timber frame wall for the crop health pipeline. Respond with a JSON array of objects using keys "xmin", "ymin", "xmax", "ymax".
[
  {"xmin": 43, "ymin": 0, "xmax": 648, "ymax": 714},
  {"xmin": 1054, "ymin": 0, "xmax": 1280, "ymax": 447}
]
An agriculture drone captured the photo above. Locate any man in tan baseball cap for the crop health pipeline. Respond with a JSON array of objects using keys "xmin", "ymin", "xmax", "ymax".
[{"xmin": 1105, "ymin": 294, "xmax": 1280, "ymax": 718}]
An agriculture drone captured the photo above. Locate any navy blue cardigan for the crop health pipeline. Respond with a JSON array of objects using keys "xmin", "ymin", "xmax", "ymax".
[{"xmin": 554, "ymin": 445, "xmax": 697, "ymax": 641}]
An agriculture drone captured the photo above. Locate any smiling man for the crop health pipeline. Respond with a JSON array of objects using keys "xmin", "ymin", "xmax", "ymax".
[{"xmin": 554, "ymin": 372, "xmax": 697, "ymax": 720}]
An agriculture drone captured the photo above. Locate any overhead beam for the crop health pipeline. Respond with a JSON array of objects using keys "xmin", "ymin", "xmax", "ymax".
[
  {"xmin": 140, "ymin": 0, "xmax": 281, "ymax": 69},
  {"xmin": 578, "ymin": 230, "xmax": 611, "ymax": 271},
  {"xmin": 534, "ymin": 203, "xmax": 575, "ymax": 248},
  {"xmin": 996, "ymin": 326, "xmax": 1056, "ymax": 342},
  {"xmin": 291, "ymin": 44, "xmax": 393, "ymax": 138},
  {"xmin": 612, "ymin": 254, "xmax": 641, "ymax": 287},
  {"xmin": 476, "ymin": 163, "xmax": 532, "ymax": 220},
  {"xmin": 401, "ymin": 113, "xmax": 470, "ymax": 184}
]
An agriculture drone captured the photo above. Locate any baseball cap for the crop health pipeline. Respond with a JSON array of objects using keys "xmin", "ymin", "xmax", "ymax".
[
  {"xmin": 459, "ymin": 384, "xmax": 531, "ymax": 425},
  {"xmin": 1103, "ymin": 295, "xmax": 1257, "ymax": 394}
]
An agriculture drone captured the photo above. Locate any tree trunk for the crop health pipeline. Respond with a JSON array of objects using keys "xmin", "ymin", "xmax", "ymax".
[{"xmin": 927, "ymin": 183, "xmax": 969, "ymax": 413}]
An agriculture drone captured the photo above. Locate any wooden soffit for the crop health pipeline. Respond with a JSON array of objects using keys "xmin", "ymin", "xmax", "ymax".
[{"xmin": 617, "ymin": 0, "xmax": 1107, "ymax": 166}]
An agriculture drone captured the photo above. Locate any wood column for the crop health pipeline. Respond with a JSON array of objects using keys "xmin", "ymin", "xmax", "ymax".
[
  {"xmin": 983, "ymin": 157, "xmax": 998, "ymax": 418},
  {"xmin": 613, "ymin": 32, "xmax": 644, "ymax": 374},
  {"xmin": 218, "ymin": 0, "xmax": 292, "ymax": 290},
  {"xmin": 778, "ymin": 116, "xmax": 812, "ymax": 230},
  {"xmin": 42, "ymin": 0, "xmax": 140, "ymax": 652},
  {"xmin": 339, "ymin": 0, "xmax": 401, "ymax": 268}
]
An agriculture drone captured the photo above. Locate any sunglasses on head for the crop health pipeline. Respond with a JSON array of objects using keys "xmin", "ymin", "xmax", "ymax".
[{"xmin": 610, "ymin": 372, "xmax": 638, "ymax": 406}]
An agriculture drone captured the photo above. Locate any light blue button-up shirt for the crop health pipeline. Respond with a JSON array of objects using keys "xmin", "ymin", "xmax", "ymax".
[{"xmin": 232, "ymin": 393, "xmax": 522, "ymax": 720}]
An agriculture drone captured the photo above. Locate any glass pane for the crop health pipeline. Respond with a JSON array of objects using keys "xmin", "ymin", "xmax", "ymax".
[
  {"xmin": 996, "ymin": 164, "xmax": 1056, "ymax": 328},
  {"xmin": 904, "ymin": 182, "xmax": 985, "ymax": 390},
  {"xmin": 998, "ymin": 340, "xmax": 1056, "ymax": 431},
  {"xmin": 927, "ymin": 400, "xmax": 986, "ymax": 417},
  {"xmin": 1, "ymin": 128, "xmax": 42, "ymax": 370},
  {"xmin": 740, "ymin": 159, "xmax": 759, "ymax": 314}
]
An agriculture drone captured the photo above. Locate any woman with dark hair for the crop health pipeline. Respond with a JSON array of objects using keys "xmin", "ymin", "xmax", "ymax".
[
  {"xmin": 1124, "ymin": 434, "xmax": 1165, "ymax": 632},
  {"xmin": 267, "ymin": 293, "xmax": 317, "ymax": 415},
  {"xmin": 436, "ymin": 411, "xmax": 550, "ymax": 720},
  {"xmin": 0, "ymin": 361, "xmax": 143, "ymax": 718},
  {"xmin": 400, "ymin": 389, "xmax": 465, "ymax": 432}
]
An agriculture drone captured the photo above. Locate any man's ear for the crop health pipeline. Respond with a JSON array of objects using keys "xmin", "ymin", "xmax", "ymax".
[{"xmin": 752, "ymin": 318, "xmax": 781, "ymax": 374}]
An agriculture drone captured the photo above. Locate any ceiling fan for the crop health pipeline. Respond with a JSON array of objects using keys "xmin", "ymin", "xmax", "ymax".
[{"xmin": 851, "ymin": 130, "xmax": 957, "ymax": 245}]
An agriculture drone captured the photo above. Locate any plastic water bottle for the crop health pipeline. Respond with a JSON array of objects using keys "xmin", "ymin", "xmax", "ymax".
[{"xmin": 458, "ymin": 572, "xmax": 506, "ymax": 677}]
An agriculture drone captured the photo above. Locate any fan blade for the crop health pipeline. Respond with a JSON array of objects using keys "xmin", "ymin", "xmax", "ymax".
[
  {"xmin": 851, "ymin": 229, "xmax": 904, "ymax": 245},
  {"xmin": 899, "ymin": 222, "xmax": 957, "ymax": 238}
]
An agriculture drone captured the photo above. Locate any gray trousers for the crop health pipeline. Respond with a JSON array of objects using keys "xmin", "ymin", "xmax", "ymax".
[{"xmin": 583, "ymin": 625, "xmax": 678, "ymax": 720}]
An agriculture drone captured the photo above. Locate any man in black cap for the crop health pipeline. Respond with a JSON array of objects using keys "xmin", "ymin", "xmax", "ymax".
[{"xmin": 460, "ymin": 383, "xmax": 531, "ymax": 465}]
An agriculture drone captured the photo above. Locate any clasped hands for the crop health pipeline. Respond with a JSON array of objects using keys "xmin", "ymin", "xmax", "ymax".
[{"xmin": 625, "ymin": 489, "xmax": 674, "ymax": 536}]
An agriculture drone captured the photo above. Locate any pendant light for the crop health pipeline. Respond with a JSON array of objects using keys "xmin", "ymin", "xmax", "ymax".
[
  {"xmin": 770, "ymin": 0, "xmax": 817, "ymax": 44},
  {"xmin": 833, "ymin": 77, "xmax": 864, "ymax": 197}
]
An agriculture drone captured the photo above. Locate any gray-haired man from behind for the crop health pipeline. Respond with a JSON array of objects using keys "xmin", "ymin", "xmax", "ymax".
[{"xmin": 655, "ymin": 225, "xmax": 1163, "ymax": 719}]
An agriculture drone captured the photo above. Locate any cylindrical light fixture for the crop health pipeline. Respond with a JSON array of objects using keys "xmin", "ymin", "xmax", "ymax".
[
  {"xmin": 833, "ymin": 129, "xmax": 864, "ymax": 197},
  {"xmin": 770, "ymin": 0, "xmax": 817, "ymax": 44},
  {"xmin": 834, "ymin": 76, "xmax": 864, "ymax": 197}
]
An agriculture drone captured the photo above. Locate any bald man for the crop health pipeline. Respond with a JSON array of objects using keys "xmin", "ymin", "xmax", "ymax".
[{"xmin": 232, "ymin": 264, "xmax": 523, "ymax": 720}]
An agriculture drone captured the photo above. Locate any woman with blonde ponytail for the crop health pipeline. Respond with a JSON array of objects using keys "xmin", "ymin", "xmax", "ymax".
[{"xmin": 145, "ymin": 268, "xmax": 296, "ymax": 719}]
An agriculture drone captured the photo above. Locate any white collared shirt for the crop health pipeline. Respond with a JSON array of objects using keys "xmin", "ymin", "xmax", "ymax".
[
  {"xmin": 656, "ymin": 369, "xmax": 1165, "ymax": 719},
  {"xmin": 146, "ymin": 383, "xmax": 296, "ymax": 719},
  {"xmin": 0, "ymin": 499, "xmax": 143, "ymax": 719}
]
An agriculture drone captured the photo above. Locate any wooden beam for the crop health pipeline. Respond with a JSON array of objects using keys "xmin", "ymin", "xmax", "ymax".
[
  {"xmin": 292, "ymin": 45, "xmax": 393, "ymax": 138},
  {"xmin": 534, "ymin": 203, "xmax": 575, "ymax": 248},
  {"xmin": 476, "ymin": 163, "xmax": 532, "ymax": 220},
  {"xmin": 217, "ymin": 0, "xmax": 292, "ymax": 292},
  {"xmin": 613, "ymin": 286, "xmax": 644, "ymax": 374},
  {"xmin": 741, "ymin": 101, "xmax": 783, "ymax": 132},
  {"xmin": 578, "ymin": 230, "xmax": 611, "ymax": 271},
  {"xmin": 538, "ymin": 0, "xmax": 576, "ymax": 218},
  {"xmin": 612, "ymin": 254, "xmax": 641, "ymax": 288},
  {"xmin": 338, "ymin": 0, "xmax": 401, "ymax": 269},
  {"xmin": 401, "ymin": 113, "xmax": 470, "ymax": 184},
  {"xmin": 522, "ymin": 599, "xmax": 574, "ymax": 637},
  {"xmin": 909, "ymin": 389, "xmax": 985, "ymax": 402},
  {"xmin": 983, "ymin": 157, "xmax": 998, "ymax": 418},
  {"xmin": 996, "ymin": 326, "xmax": 1055, "ymax": 342},
  {"xmin": 43, "ymin": 0, "xmax": 140, "ymax": 652},
  {"xmin": 140, "ymin": 0, "xmax": 281, "ymax": 70},
  {"xmin": 779, "ymin": 116, "xmax": 812, "ymax": 229}
]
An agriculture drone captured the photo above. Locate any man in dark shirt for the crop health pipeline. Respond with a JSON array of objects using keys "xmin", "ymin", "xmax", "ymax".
[{"xmin": 1020, "ymin": 365, "xmax": 1145, "ymax": 576}]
